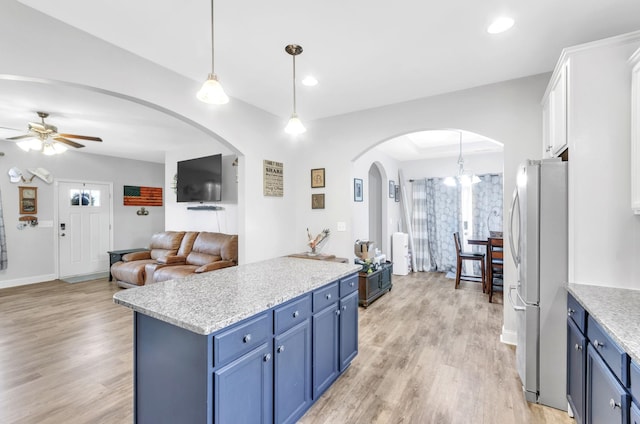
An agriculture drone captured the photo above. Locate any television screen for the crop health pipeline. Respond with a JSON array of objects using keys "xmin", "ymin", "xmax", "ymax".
[{"xmin": 176, "ymin": 154, "xmax": 222, "ymax": 202}]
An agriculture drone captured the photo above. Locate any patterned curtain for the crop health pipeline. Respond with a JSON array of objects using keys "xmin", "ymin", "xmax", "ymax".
[
  {"xmin": 0, "ymin": 186, "xmax": 7, "ymax": 270},
  {"xmin": 471, "ymin": 173, "xmax": 503, "ymax": 274},
  {"xmin": 424, "ymin": 178, "xmax": 461, "ymax": 273},
  {"xmin": 471, "ymin": 173, "xmax": 503, "ymax": 238},
  {"xmin": 411, "ymin": 180, "xmax": 430, "ymax": 272}
]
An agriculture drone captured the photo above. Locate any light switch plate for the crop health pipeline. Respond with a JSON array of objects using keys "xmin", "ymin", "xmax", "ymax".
[{"xmin": 337, "ymin": 222, "xmax": 346, "ymax": 232}]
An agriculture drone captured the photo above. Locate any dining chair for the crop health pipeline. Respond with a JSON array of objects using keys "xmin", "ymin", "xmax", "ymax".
[
  {"xmin": 487, "ymin": 237, "xmax": 504, "ymax": 302},
  {"xmin": 453, "ymin": 232, "xmax": 485, "ymax": 290}
]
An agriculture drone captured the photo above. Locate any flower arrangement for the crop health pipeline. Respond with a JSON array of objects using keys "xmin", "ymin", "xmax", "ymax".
[{"xmin": 307, "ymin": 228, "xmax": 330, "ymax": 255}]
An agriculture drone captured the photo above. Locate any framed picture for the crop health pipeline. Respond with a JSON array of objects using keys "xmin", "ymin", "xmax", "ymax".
[
  {"xmin": 354, "ymin": 178, "xmax": 363, "ymax": 202},
  {"xmin": 312, "ymin": 193, "xmax": 325, "ymax": 209},
  {"xmin": 19, "ymin": 186, "xmax": 37, "ymax": 214},
  {"xmin": 311, "ymin": 168, "xmax": 325, "ymax": 188},
  {"xmin": 394, "ymin": 184, "xmax": 400, "ymax": 202},
  {"xmin": 389, "ymin": 180, "xmax": 395, "ymax": 198}
]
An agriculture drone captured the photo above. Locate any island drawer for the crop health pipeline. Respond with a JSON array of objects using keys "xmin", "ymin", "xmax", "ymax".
[
  {"xmin": 567, "ymin": 293, "xmax": 586, "ymax": 332},
  {"xmin": 274, "ymin": 294, "xmax": 312, "ymax": 334},
  {"xmin": 313, "ymin": 282, "xmax": 339, "ymax": 312},
  {"xmin": 631, "ymin": 360, "xmax": 640, "ymax": 404},
  {"xmin": 587, "ymin": 315, "xmax": 629, "ymax": 386},
  {"xmin": 339, "ymin": 274, "xmax": 358, "ymax": 297},
  {"xmin": 213, "ymin": 313, "xmax": 271, "ymax": 366}
]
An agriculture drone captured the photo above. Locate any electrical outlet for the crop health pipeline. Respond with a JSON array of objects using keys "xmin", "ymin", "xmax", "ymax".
[{"xmin": 337, "ymin": 222, "xmax": 346, "ymax": 232}]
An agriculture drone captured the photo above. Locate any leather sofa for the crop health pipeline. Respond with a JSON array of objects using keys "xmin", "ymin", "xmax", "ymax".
[{"xmin": 111, "ymin": 231, "xmax": 237, "ymax": 288}]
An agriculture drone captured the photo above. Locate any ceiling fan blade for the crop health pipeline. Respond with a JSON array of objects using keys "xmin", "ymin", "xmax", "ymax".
[
  {"xmin": 6, "ymin": 134, "xmax": 36, "ymax": 141},
  {"xmin": 53, "ymin": 137, "xmax": 85, "ymax": 148},
  {"xmin": 57, "ymin": 133, "xmax": 102, "ymax": 142}
]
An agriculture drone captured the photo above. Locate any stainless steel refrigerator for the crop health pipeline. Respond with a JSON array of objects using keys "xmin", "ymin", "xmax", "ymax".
[{"xmin": 508, "ymin": 158, "xmax": 568, "ymax": 410}]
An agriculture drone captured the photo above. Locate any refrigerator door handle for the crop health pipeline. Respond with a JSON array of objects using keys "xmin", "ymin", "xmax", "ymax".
[
  {"xmin": 508, "ymin": 285, "xmax": 526, "ymax": 311},
  {"xmin": 508, "ymin": 187, "xmax": 520, "ymax": 265}
]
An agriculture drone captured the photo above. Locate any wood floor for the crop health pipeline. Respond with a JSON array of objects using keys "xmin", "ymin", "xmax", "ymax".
[{"xmin": 0, "ymin": 273, "xmax": 573, "ymax": 424}]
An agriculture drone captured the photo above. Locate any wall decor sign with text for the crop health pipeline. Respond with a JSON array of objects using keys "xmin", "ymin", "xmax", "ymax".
[
  {"xmin": 264, "ymin": 159, "xmax": 284, "ymax": 197},
  {"xmin": 123, "ymin": 185, "xmax": 163, "ymax": 206},
  {"xmin": 354, "ymin": 178, "xmax": 363, "ymax": 202},
  {"xmin": 311, "ymin": 168, "xmax": 325, "ymax": 188}
]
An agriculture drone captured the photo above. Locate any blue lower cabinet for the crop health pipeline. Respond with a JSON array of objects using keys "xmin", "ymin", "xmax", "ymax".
[
  {"xmin": 274, "ymin": 319, "xmax": 312, "ymax": 424},
  {"xmin": 567, "ymin": 319, "xmax": 586, "ymax": 424},
  {"xmin": 214, "ymin": 341, "xmax": 274, "ymax": 424},
  {"xmin": 312, "ymin": 302, "xmax": 340, "ymax": 399},
  {"xmin": 339, "ymin": 291, "xmax": 359, "ymax": 371},
  {"xmin": 586, "ymin": 344, "xmax": 629, "ymax": 424},
  {"xmin": 631, "ymin": 402, "xmax": 640, "ymax": 424}
]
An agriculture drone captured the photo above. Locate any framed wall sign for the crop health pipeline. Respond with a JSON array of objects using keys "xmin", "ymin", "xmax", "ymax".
[
  {"xmin": 19, "ymin": 186, "xmax": 37, "ymax": 214},
  {"xmin": 312, "ymin": 193, "xmax": 325, "ymax": 209},
  {"xmin": 394, "ymin": 184, "xmax": 400, "ymax": 202},
  {"xmin": 389, "ymin": 180, "xmax": 395, "ymax": 198},
  {"xmin": 311, "ymin": 168, "xmax": 325, "ymax": 188},
  {"xmin": 354, "ymin": 178, "xmax": 363, "ymax": 202}
]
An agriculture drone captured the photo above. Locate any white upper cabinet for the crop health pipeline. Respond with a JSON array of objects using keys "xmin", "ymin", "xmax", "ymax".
[
  {"xmin": 542, "ymin": 60, "xmax": 569, "ymax": 158},
  {"xmin": 630, "ymin": 47, "xmax": 640, "ymax": 214}
]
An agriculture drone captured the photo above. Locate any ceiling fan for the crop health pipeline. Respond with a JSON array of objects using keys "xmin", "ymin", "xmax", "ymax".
[{"xmin": 4, "ymin": 112, "xmax": 102, "ymax": 155}]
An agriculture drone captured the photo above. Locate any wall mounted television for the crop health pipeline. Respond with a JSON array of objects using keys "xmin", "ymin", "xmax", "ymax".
[{"xmin": 176, "ymin": 154, "xmax": 222, "ymax": 202}]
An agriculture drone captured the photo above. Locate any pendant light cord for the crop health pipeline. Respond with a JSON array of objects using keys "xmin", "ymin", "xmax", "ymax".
[
  {"xmin": 210, "ymin": 0, "xmax": 215, "ymax": 72},
  {"xmin": 292, "ymin": 55, "xmax": 297, "ymax": 113}
]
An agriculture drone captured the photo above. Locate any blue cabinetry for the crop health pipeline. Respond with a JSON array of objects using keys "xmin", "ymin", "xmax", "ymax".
[
  {"xmin": 567, "ymin": 318, "xmax": 586, "ymax": 424},
  {"xmin": 132, "ymin": 272, "xmax": 358, "ymax": 424},
  {"xmin": 586, "ymin": 344, "xmax": 629, "ymax": 424},
  {"xmin": 214, "ymin": 341, "xmax": 274, "ymax": 424}
]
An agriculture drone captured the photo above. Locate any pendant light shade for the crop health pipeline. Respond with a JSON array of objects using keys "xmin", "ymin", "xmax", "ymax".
[
  {"xmin": 197, "ymin": 73, "xmax": 229, "ymax": 104},
  {"xmin": 285, "ymin": 44, "xmax": 306, "ymax": 135},
  {"xmin": 197, "ymin": 0, "xmax": 228, "ymax": 105}
]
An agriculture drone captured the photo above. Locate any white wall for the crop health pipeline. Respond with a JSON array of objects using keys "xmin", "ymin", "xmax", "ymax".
[
  {"xmin": 300, "ymin": 74, "xmax": 548, "ymax": 343},
  {"xmin": 0, "ymin": 141, "xmax": 164, "ymax": 288},
  {"xmin": 566, "ymin": 34, "xmax": 640, "ymax": 288}
]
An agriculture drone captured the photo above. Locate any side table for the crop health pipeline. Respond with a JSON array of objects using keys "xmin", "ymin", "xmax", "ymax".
[{"xmin": 107, "ymin": 248, "xmax": 148, "ymax": 281}]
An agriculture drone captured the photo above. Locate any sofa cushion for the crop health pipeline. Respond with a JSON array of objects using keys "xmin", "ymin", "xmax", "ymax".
[
  {"xmin": 185, "ymin": 232, "xmax": 238, "ymax": 266},
  {"xmin": 111, "ymin": 259, "xmax": 158, "ymax": 286},
  {"xmin": 148, "ymin": 231, "xmax": 186, "ymax": 260}
]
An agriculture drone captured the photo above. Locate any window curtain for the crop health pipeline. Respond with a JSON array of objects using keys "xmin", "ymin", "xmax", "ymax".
[
  {"xmin": 0, "ymin": 187, "xmax": 7, "ymax": 270},
  {"xmin": 420, "ymin": 178, "xmax": 461, "ymax": 273},
  {"xmin": 471, "ymin": 173, "xmax": 503, "ymax": 238},
  {"xmin": 411, "ymin": 180, "xmax": 430, "ymax": 272},
  {"xmin": 471, "ymin": 173, "xmax": 503, "ymax": 274}
]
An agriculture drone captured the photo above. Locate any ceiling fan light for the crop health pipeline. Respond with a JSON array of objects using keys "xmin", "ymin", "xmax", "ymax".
[
  {"xmin": 197, "ymin": 73, "xmax": 229, "ymax": 104},
  {"xmin": 29, "ymin": 139, "xmax": 43, "ymax": 151},
  {"xmin": 53, "ymin": 142, "xmax": 68, "ymax": 154},
  {"xmin": 285, "ymin": 113, "xmax": 306, "ymax": 135},
  {"xmin": 42, "ymin": 143, "xmax": 57, "ymax": 156},
  {"xmin": 16, "ymin": 140, "xmax": 32, "ymax": 152}
]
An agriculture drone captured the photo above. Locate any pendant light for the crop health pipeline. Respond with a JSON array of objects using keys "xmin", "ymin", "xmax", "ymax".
[
  {"xmin": 444, "ymin": 131, "xmax": 481, "ymax": 186},
  {"xmin": 284, "ymin": 44, "xmax": 306, "ymax": 135},
  {"xmin": 196, "ymin": 0, "xmax": 229, "ymax": 104}
]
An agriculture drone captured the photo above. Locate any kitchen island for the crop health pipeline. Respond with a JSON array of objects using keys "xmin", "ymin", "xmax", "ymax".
[{"xmin": 114, "ymin": 257, "xmax": 360, "ymax": 424}]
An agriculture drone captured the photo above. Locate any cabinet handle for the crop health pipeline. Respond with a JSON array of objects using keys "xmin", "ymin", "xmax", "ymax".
[
  {"xmin": 342, "ymin": 305, "xmax": 347, "ymax": 311},
  {"xmin": 326, "ymin": 294, "xmax": 332, "ymax": 300},
  {"xmin": 243, "ymin": 334, "xmax": 251, "ymax": 343},
  {"xmin": 277, "ymin": 345, "xmax": 285, "ymax": 353},
  {"xmin": 350, "ymin": 281, "xmax": 355, "ymax": 287},
  {"xmin": 574, "ymin": 343, "xmax": 582, "ymax": 352},
  {"xmin": 567, "ymin": 308, "xmax": 575, "ymax": 317},
  {"xmin": 263, "ymin": 353, "xmax": 271, "ymax": 362},
  {"xmin": 335, "ymin": 310, "xmax": 341, "ymax": 316},
  {"xmin": 292, "ymin": 310, "xmax": 299, "ymax": 318},
  {"xmin": 594, "ymin": 339, "xmax": 604, "ymax": 349},
  {"xmin": 609, "ymin": 398, "xmax": 621, "ymax": 409}
]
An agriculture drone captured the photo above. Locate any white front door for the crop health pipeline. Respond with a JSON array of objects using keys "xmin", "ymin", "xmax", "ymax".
[{"xmin": 57, "ymin": 181, "xmax": 112, "ymax": 279}]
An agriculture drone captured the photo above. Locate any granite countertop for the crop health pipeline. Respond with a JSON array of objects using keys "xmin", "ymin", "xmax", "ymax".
[
  {"xmin": 113, "ymin": 256, "xmax": 360, "ymax": 335},
  {"xmin": 567, "ymin": 283, "xmax": 640, "ymax": 363}
]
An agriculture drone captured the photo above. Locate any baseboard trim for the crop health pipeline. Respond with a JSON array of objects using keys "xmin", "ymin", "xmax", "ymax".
[
  {"xmin": 500, "ymin": 325, "xmax": 517, "ymax": 346},
  {"xmin": 0, "ymin": 273, "xmax": 57, "ymax": 289}
]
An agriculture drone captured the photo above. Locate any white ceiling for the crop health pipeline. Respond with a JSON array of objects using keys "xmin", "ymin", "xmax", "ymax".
[{"xmin": 2, "ymin": 0, "xmax": 640, "ymax": 162}]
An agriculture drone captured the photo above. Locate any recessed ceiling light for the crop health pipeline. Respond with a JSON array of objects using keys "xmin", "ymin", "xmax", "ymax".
[
  {"xmin": 487, "ymin": 16, "xmax": 514, "ymax": 34},
  {"xmin": 302, "ymin": 76, "xmax": 318, "ymax": 86}
]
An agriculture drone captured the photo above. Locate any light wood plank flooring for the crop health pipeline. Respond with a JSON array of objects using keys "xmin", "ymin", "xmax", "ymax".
[{"xmin": 0, "ymin": 273, "xmax": 573, "ymax": 423}]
